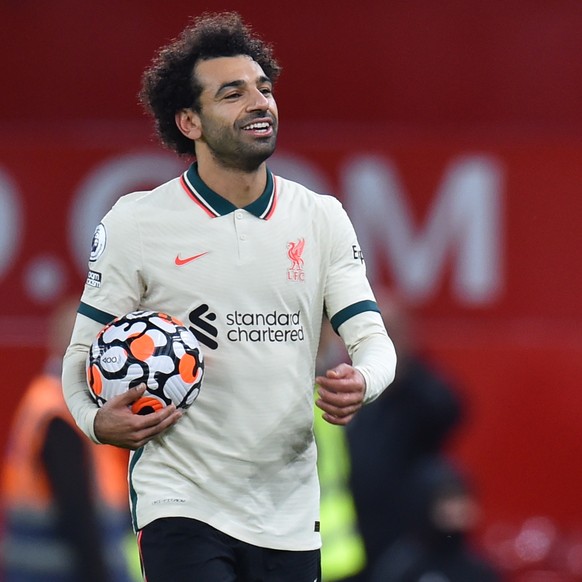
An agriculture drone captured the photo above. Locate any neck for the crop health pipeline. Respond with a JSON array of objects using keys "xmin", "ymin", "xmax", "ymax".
[{"xmin": 196, "ymin": 154, "xmax": 268, "ymax": 208}]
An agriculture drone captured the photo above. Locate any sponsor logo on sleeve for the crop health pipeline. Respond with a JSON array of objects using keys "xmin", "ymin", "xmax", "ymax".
[
  {"xmin": 352, "ymin": 244, "xmax": 364, "ymax": 263},
  {"xmin": 85, "ymin": 270, "xmax": 102, "ymax": 288},
  {"xmin": 89, "ymin": 223, "xmax": 107, "ymax": 262}
]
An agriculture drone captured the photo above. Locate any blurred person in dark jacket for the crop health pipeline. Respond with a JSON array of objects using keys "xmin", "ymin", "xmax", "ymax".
[
  {"xmin": 370, "ymin": 458, "xmax": 499, "ymax": 582},
  {"xmin": 346, "ymin": 290, "xmax": 463, "ymax": 581},
  {"xmin": 1, "ymin": 298, "xmax": 137, "ymax": 582}
]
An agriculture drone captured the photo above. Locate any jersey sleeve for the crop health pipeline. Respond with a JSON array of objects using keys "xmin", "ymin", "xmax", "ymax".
[
  {"xmin": 337, "ymin": 310, "xmax": 396, "ymax": 403},
  {"xmin": 62, "ymin": 196, "xmax": 144, "ymax": 441},
  {"xmin": 322, "ymin": 197, "xmax": 396, "ymax": 402}
]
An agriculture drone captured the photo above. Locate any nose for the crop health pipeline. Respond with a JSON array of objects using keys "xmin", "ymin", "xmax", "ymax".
[{"xmin": 246, "ymin": 88, "xmax": 270, "ymax": 111}]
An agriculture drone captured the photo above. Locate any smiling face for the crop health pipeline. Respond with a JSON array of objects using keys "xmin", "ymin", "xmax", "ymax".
[{"xmin": 179, "ymin": 55, "xmax": 279, "ymax": 172}]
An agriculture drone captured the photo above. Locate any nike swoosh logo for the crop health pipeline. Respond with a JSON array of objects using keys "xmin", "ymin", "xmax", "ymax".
[{"xmin": 175, "ymin": 252, "xmax": 209, "ymax": 266}]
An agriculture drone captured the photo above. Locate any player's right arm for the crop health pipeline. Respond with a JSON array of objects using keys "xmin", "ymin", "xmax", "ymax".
[
  {"xmin": 62, "ymin": 195, "xmax": 181, "ymax": 448},
  {"xmin": 62, "ymin": 324, "xmax": 182, "ymax": 449},
  {"xmin": 94, "ymin": 385, "xmax": 182, "ymax": 449},
  {"xmin": 63, "ymin": 336, "xmax": 182, "ymax": 449},
  {"xmin": 62, "ymin": 316, "xmax": 104, "ymax": 442}
]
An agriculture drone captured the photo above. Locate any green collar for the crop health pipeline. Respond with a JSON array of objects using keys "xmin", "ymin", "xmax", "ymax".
[{"xmin": 182, "ymin": 163, "xmax": 276, "ymax": 219}]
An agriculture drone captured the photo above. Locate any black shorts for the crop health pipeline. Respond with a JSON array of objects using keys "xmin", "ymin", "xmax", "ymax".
[{"xmin": 138, "ymin": 517, "xmax": 321, "ymax": 582}]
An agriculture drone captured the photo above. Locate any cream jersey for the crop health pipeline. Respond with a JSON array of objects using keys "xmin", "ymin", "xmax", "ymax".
[{"xmin": 62, "ymin": 163, "xmax": 396, "ymax": 551}]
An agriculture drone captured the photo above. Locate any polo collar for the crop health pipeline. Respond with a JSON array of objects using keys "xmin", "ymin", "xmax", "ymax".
[{"xmin": 181, "ymin": 163, "xmax": 277, "ymax": 220}]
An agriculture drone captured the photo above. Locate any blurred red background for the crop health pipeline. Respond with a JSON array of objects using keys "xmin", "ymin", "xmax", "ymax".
[{"xmin": 1, "ymin": 1, "xmax": 582, "ymax": 579}]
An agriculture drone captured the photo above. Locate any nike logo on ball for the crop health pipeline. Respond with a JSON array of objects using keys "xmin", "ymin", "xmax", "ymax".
[{"xmin": 175, "ymin": 252, "xmax": 209, "ymax": 266}]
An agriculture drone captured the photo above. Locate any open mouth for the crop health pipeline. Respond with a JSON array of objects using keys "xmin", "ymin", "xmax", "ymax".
[{"xmin": 242, "ymin": 120, "xmax": 273, "ymax": 135}]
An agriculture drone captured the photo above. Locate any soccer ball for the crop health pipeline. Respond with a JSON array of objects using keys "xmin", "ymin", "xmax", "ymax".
[{"xmin": 87, "ymin": 310, "xmax": 204, "ymax": 415}]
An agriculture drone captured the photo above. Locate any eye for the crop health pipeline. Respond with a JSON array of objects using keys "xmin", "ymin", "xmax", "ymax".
[
  {"xmin": 224, "ymin": 92, "xmax": 242, "ymax": 100},
  {"xmin": 260, "ymin": 86, "xmax": 273, "ymax": 96}
]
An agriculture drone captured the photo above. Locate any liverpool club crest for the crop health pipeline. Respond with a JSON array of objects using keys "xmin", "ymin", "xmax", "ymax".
[{"xmin": 287, "ymin": 238, "xmax": 305, "ymax": 282}]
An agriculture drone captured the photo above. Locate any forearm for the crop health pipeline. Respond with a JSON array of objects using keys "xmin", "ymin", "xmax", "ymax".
[
  {"xmin": 63, "ymin": 313, "xmax": 183, "ymax": 450},
  {"xmin": 62, "ymin": 315, "xmax": 103, "ymax": 442},
  {"xmin": 340, "ymin": 311, "xmax": 397, "ymax": 403}
]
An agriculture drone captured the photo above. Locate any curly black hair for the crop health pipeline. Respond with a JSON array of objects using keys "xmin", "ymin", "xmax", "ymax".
[{"xmin": 139, "ymin": 12, "xmax": 281, "ymax": 156}]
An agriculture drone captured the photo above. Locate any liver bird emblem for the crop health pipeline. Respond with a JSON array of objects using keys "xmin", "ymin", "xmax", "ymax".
[{"xmin": 287, "ymin": 238, "xmax": 305, "ymax": 270}]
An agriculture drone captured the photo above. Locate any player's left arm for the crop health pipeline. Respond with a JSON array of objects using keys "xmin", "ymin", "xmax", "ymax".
[
  {"xmin": 316, "ymin": 197, "xmax": 396, "ymax": 425},
  {"xmin": 316, "ymin": 310, "xmax": 396, "ymax": 425},
  {"xmin": 315, "ymin": 363, "xmax": 365, "ymax": 425}
]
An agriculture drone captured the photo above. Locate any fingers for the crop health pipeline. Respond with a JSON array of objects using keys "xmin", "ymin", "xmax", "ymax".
[
  {"xmin": 316, "ymin": 388, "xmax": 362, "ymax": 409},
  {"xmin": 315, "ymin": 364, "xmax": 365, "ymax": 426},
  {"xmin": 130, "ymin": 404, "xmax": 181, "ymax": 437},
  {"xmin": 94, "ymin": 387, "xmax": 183, "ymax": 450},
  {"xmin": 315, "ymin": 363, "xmax": 359, "ymax": 389},
  {"xmin": 318, "ymin": 410, "xmax": 357, "ymax": 426},
  {"xmin": 124, "ymin": 407, "xmax": 183, "ymax": 449},
  {"xmin": 113, "ymin": 384, "xmax": 147, "ymax": 406},
  {"xmin": 315, "ymin": 392, "xmax": 362, "ymax": 426}
]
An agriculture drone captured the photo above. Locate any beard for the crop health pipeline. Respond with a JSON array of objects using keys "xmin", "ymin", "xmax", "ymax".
[{"xmin": 200, "ymin": 115, "xmax": 278, "ymax": 173}]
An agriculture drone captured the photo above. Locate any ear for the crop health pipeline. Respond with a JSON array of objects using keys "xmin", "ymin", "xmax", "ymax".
[{"xmin": 175, "ymin": 108, "xmax": 202, "ymax": 141}]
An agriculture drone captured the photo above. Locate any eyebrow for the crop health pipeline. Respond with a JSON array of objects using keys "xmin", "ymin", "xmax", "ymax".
[{"xmin": 214, "ymin": 75, "xmax": 272, "ymax": 98}]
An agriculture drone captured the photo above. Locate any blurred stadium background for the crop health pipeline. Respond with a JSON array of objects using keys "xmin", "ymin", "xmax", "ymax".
[{"xmin": 1, "ymin": 1, "xmax": 582, "ymax": 579}]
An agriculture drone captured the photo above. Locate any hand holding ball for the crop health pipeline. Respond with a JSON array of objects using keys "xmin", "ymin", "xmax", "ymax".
[{"xmin": 87, "ymin": 311, "xmax": 204, "ymax": 414}]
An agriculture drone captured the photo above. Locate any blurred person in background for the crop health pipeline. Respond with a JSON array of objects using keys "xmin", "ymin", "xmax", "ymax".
[
  {"xmin": 316, "ymin": 317, "xmax": 367, "ymax": 581},
  {"xmin": 346, "ymin": 289, "xmax": 464, "ymax": 581},
  {"xmin": 370, "ymin": 457, "xmax": 499, "ymax": 582},
  {"xmin": 0, "ymin": 298, "xmax": 137, "ymax": 582}
]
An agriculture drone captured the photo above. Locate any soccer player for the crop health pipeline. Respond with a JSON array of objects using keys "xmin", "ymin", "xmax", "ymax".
[{"xmin": 62, "ymin": 12, "xmax": 396, "ymax": 582}]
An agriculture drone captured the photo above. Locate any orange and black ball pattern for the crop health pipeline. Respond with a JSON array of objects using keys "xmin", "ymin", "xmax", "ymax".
[{"xmin": 86, "ymin": 310, "xmax": 204, "ymax": 414}]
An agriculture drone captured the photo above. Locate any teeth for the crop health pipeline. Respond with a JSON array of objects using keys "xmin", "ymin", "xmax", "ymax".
[{"xmin": 244, "ymin": 122, "xmax": 270, "ymax": 131}]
